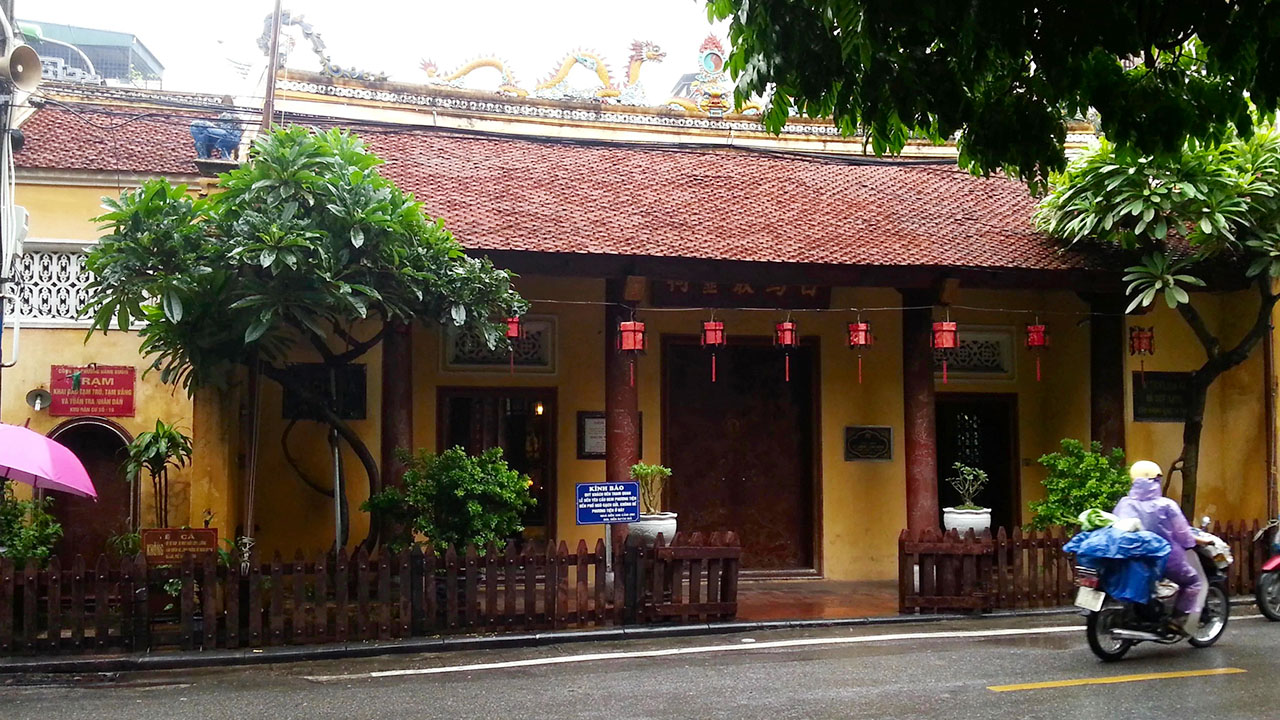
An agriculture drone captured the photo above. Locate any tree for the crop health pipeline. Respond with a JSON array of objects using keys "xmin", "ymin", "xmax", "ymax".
[
  {"xmin": 85, "ymin": 126, "xmax": 527, "ymax": 547},
  {"xmin": 123, "ymin": 419, "xmax": 194, "ymax": 528},
  {"xmin": 1035, "ymin": 129, "xmax": 1280, "ymax": 513},
  {"xmin": 706, "ymin": 0, "xmax": 1280, "ymax": 186}
]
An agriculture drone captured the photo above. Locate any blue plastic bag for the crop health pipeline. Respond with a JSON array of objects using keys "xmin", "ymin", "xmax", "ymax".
[{"xmin": 1064, "ymin": 527, "xmax": 1172, "ymax": 604}]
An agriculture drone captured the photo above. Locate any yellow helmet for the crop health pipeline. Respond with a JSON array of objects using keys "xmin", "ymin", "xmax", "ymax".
[{"xmin": 1129, "ymin": 460, "xmax": 1163, "ymax": 481}]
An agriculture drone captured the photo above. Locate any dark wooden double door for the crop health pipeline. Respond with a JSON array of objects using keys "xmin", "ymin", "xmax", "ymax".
[{"xmin": 664, "ymin": 341, "xmax": 816, "ymax": 571}]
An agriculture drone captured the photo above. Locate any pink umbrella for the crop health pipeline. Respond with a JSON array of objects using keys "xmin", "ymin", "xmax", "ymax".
[{"xmin": 0, "ymin": 423, "xmax": 98, "ymax": 499}]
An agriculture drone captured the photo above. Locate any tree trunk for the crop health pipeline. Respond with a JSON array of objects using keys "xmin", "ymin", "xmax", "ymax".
[{"xmin": 1178, "ymin": 378, "xmax": 1209, "ymax": 514}]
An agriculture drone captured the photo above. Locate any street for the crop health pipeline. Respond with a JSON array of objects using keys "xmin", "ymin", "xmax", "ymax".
[{"xmin": 2, "ymin": 612, "xmax": 1278, "ymax": 719}]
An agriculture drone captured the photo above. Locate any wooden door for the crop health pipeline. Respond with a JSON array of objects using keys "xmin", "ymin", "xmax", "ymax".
[
  {"xmin": 49, "ymin": 424, "xmax": 132, "ymax": 561},
  {"xmin": 935, "ymin": 394, "xmax": 1019, "ymax": 532},
  {"xmin": 664, "ymin": 341, "xmax": 816, "ymax": 570}
]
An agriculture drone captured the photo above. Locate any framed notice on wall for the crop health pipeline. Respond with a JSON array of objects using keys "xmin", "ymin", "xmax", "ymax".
[
  {"xmin": 49, "ymin": 365, "xmax": 136, "ymax": 417},
  {"xmin": 844, "ymin": 426, "xmax": 893, "ymax": 461},
  {"xmin": 1132, "ymin": 371, "xmax": 1192, "ymax": 423},
  {"xmin": 576, "ymin": 411, "xmax": 643, "ymax": 460}
]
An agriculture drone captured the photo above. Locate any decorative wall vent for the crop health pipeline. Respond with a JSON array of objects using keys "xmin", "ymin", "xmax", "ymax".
[
  {"xmin": 932, "ymin": 327, "xmax": 1014, "ymax": 380},
  {"xmin": 3, "ymin": 251, "xmax": 93, "ymax": 327},
  {"xmin": 442, "ymin": 315, "xmax": 556, "ymax": 373}
]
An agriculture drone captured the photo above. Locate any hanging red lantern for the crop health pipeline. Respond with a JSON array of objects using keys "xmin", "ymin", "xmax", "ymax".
[
  {"xmin": 847, "ymin": 320, "xmax": 873, "ymax": 384},
  {"xmin": 775, "ymin": 319, "xmax": 799, "ymax": 382},
  {"xmin": 505, "ymin": 316, "xmax": 523, "ymax": 373},
  {"xmin": 618, "ymin": 320, "xmax": 646, "ymax": 387},
  {"xmin": 1026, "ymin": 323, "xmax": 1048, "ymax": 382},
  {"xmin": 1129, "ymin": 326, "xmax": 1154, "ymax": 383},
  {"xmin": 701, "ymin": 320, "xmax": 726, "ymax": 382},
  {"xmin": 932, "ymin": 320, "xmax": 958, "ymax": 384}
]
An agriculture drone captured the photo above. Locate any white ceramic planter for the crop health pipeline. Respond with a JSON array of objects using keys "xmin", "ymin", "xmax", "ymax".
[
  {"xmin": 942, "ymin": 507, "xmax": 992, "ymax": 536},
  {"xmin": 627, "ymin": 512, "xmax": 678, "ymax": 544}
]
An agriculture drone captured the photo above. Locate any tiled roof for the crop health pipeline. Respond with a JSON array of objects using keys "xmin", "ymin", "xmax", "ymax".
[
  {"xmin": 17, "ymin": 105, "xmax": 209, "ymax": 176},
  {"xmin": 18, "ymin": 105, "xmax": 1095, "ymax": 272},
  {"xmin": 361, "ymin": 130, "xmax": 1094, "ymax": 272}
]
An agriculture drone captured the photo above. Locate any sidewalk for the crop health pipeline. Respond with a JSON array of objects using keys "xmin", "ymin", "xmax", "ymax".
[{"xmin": 737, "ymin": 579, "xmax": 899, "ymax": 621}]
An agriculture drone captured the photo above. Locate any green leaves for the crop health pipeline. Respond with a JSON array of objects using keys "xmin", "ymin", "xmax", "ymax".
[
  {"xmin": 1122, "ymin": 253, "xmax": 1205, "ymax": 312},
  {"xmin": 1028, "ymin": 439, "xmax": 1130, "ymax": 531},
  {"xmin": 85, "ymin": 126, "xmax": 527, "ymax": 395},
  {"xmin": 0, "ymin": 485, "xmax": 62, "ymax": 570}
]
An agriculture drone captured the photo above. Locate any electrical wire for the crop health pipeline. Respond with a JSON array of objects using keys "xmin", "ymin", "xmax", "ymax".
[{"xmin": 520, "ymin": 297, "xmax": 1132, "ymax": 318}]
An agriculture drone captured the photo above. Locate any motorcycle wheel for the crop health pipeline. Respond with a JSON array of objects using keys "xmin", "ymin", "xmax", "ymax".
[
  {"xmin": 1189, "ymin": 585, "xmax": 1230, "ymax": 648},
  {"xmin": 1086, "ymin": 607, "xmax": 1132, "ymax": 661},
  {"xmin": 1256, "ymin": 571, "xmax": 1280, "ymax": 621}
]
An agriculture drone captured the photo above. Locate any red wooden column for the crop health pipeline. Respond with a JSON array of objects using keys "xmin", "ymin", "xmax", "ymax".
[
  {"xmin": 1087, "ymin": 295, "xmax": 1126, "ymax": 453},
  {"xmin": 901, "ymin": 291, "xmax": 940, "ymax": 532},
  {"xmin": 380, "ymin": 321, "xmax": 413, "ymax": 543},
  {"xmin": 605, "ymin": 279, "xmax": 640, "ymax": 550}
]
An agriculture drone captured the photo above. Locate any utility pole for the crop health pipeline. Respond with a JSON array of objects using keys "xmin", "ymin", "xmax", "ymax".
[
  {"xmin": 260, "ymin": 0, "xmax": 283, "ymax": 130},
  {"xmin": 0, "ymin": 0, "xmax": 17, "ymax": 422}
]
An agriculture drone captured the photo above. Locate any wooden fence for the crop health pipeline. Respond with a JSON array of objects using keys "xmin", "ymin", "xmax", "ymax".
[
  {"xmin": 900, "ymin": 521, "xmax": 1273, "ymax": 614},
  {"xmin": 0, "ymin": 532, "xmax": 740, "ymax": 656}
]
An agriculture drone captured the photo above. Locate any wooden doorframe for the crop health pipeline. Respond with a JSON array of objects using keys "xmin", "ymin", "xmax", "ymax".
[
  {"xmin": 436, "ymin": 386, "xmax": 558, "ymax": 533},
  {"xmin": 660, "ymin": 333, "xmax": 824, "ymax": 577},
  {"xmin": 45, "ymin": 417, "xmax": 138, "ymax": 532},
  {"xmin": 934, "ymin": 391, "xmax": 1022, "ymax": 525}
]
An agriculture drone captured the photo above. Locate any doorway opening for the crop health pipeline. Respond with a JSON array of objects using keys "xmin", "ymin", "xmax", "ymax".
[
  {"xmin": 437, "ymin": 388, "xmax": 557, "ymax": 540},
  {"xmin": 46, "ymin": 418, "xmax": 134, "ymax": 562},
  {"xmin": 935, "ymin": 393, "xmax": 1020, "ymax": 532},
  {"xmin": 663, "ymin": 337, "xmax": 819, "ymax": 573}
]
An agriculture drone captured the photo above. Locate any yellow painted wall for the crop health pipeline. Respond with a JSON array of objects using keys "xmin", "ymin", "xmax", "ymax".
[{"xmin": 17, "ymin": 184, "xmax": 117, "ymax": 239}]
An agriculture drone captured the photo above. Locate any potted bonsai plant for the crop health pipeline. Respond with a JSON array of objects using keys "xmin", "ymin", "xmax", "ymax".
[
  {"xmin": 627, "ymin": 462, "xmax": 677, "ymax": 543},
  {"xmin": 942, "ymin": 462, "xmax": 991, "ymax": 534}
]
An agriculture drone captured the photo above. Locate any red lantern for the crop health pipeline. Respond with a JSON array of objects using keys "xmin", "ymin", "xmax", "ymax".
[
  {"xmin": 847, "ymin": 321, "xmax": 873, "ymax": 384},
  {"xmin": 1129, "ymin": 326, "xmax": 1154, "ymax": 383},
  {"xmin": 1026, "ymin": 323, "xmax": 1048, "ymax": 382},
  {"xmin": 775, "ymin": 320, "xmax": 799, "ymax": 382},
  {"xmin": 932, "ymin": 321, "xmax": 958, "ymax": 384},
  {"xmin": 701, "ymin": 320, "xmax": 726, "ymax": 382},
  {"xmin": 505, "ymin": 316, "xmax": 522, "ymax": 373},
  {"xmin": 618, "ymin": 320, "xmax": 646, "ymax": 387}
]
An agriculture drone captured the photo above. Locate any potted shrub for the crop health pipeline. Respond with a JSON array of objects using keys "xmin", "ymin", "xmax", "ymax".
[
  {"xmin": 942, "ymin": 462, "xmax": 991, "ymax": 534},
  {"xmin": 627, "ymin": 462, "xmax": 677, "ymax": 543}
]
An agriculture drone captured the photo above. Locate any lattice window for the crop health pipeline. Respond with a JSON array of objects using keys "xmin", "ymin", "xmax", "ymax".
[
  {"xmin": 442, "ymin": 316, "xmax": 556, "ymax": 373},
  {"xmin": 3, "ymin": 251, "xmax": 94, "ymax": 327},
  {"xmin": 954, "ymin": 412, "xmax": 984, "ymax": 466},
  {"xmin": 932, "ymin": 327, "xmax": 1014, "ymax": 380}
]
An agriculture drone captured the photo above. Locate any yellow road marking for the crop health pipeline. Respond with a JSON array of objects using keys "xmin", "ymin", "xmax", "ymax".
[{"xmin": 988, "ymin": 667, "xmax": 1247, "ymax": 692}]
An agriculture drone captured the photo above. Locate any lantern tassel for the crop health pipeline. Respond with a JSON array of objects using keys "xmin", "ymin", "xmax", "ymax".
[
  {"xmin": 630, "ymin": 359, "xmax": 636, "ymax": 388},
  {"xmin": 1035, "ymin": 354, "xmax": 1041, "ymax": 383},
  {"xmin": 712, "ymin": 352, "xmax": 717, "ymax": 383},
  {"xmin": 942, "ymin": 359, "xmax": 948, "ymax": 385},
  {"xmin": 858, "ymin": 354, "xmax": 863, "ymax": 385},
  {"xmin": 785, "ymin": 353, "xmax": 791, "ymax": 382}
]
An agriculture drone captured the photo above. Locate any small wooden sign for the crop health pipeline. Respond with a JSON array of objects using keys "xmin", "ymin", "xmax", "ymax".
[
  {"xmin": 141, "ymin": 528, "xmax": 219, "ymax": 565},
  {"xmin": 49, "ymin": 364, "xmax": 136, "ymax": 417},
  {"xmin": 845, "ymin": 426, "xmax": 893, "ymax": 461},
  {"xmin": 1132, "ymin": 371, "xmax": 1192, "ymax": 423}
]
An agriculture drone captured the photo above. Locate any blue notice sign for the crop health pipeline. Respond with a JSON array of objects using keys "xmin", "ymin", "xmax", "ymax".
[{"xmin": 576, "ymin": 482, "xmax": 641, "ymax": 525}]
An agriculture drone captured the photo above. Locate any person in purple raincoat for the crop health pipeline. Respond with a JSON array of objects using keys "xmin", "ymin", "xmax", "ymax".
[{"xmin": 1113, "ymin": 460, "xmax": 1209, "ymax": 633}]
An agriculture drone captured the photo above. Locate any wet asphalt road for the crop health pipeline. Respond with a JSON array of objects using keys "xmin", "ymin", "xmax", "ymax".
[{"xmin": 3, "ymin": 612, "xmax": 1279, "ymax": 719}]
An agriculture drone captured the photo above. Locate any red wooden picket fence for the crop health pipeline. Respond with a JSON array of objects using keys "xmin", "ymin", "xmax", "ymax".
[
  {"xmin": 900, "ymin": 521, "xmax": 1273, "ymax": 614},
  {"xmin": 0, "ymin": 532, "xmax": 740, "ymax": 656}
]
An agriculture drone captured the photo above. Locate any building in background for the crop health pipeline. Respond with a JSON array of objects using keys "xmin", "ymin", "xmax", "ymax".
[{"xmin": 20, "ymin": 19, "xmax": 163, "ymax": 87}]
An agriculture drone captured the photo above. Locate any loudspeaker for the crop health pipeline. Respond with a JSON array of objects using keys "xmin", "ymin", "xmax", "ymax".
[
  {"xmin": 0, "ymin": 44, "xmax": 40, "ymax": 92},
  {"xmin": 25, "ymin": 388, "xmax": 51, "ymax": 412}
]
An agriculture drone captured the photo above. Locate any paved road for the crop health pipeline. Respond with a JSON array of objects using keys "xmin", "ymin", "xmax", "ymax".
[{"xmin": 3, "ymin": 613, "xmax": 1278, "ymax": 719}]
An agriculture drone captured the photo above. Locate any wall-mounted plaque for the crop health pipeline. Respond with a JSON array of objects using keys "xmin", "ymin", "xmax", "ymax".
[
  {"xmin": 845, "ymin": 426, "xmax": 893, "ymax": 461},
  {"xmin": 577, "ymin": 411, "xmax": 643, "ymax": 460},
  {"xmin": 50, "ymin": 364, "xmax": 136, "ymax": 417},
  {"xmin": 1132, "ymin": 371, "xmax": 1192, "ymax": 423}
]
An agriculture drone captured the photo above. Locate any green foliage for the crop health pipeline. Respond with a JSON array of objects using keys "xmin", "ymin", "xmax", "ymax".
[
  {"xmin": 124, "ymin": 419, "xmax": 193, "ymax": 528},
  {"xmin": 0, "ymin": 484, "xmax": 63, "ymax": 568},
  {"xmin": 1028, "ymin": 439, "xmax": 1130, "ymax": 531},
  {"xmin": 945, "ymin": 463, "xmax": 989, "ymax": 510},
  {"xmin": 363, "ymin": 447, "xmax": 534, "ymax": 552},
  {"xmin": 1036, "ymin": 131, "xmax": 1280, "ymax": 310},
  {"xmin": 629, "ymin": 462, "xmax": 673, "ymax": 515},
  {"xmin": 84, "ymin": 126, "xmax": 527, "ymax": 393},
  {"xmin": 106, "ymin": 531, "xmax": 141, "ymax": 558},
  {"xmin": 706, "ymin": 1, "xmax": 1280, "ymax": 186}
]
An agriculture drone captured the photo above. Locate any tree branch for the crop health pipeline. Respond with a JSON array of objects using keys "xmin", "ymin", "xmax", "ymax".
[
  {"xmin": 1176, "ymin": 301, "xmax": 1221, "ymax": 360},
  {"xmin": 1207, "ymin": 276, "xmax": 1280, "ymax": 374},
  {"xmin": 330, "ymin": 324, "xmax": 387, "ymax": 365},
  {"xmin": 285, "ymin": 317, "xmax": 338, "ymax": 364}
]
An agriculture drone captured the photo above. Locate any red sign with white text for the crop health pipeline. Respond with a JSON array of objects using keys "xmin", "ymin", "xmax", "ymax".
[{"xmin": 49, "ymin": 365, "xmax": 136, "ymax": 417}]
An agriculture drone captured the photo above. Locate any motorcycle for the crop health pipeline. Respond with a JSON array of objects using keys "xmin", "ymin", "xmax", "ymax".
[
  {"xmin": 1254, "ymin": 517, "xmax": 1280, "ymax": 620},
  {"xmin": 1076, "ymin": 520, "xmax": 1232, "ymax": 662}
]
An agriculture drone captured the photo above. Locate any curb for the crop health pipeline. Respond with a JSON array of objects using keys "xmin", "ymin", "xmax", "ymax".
[{"xmin": 0, "ymin": 600, "xmax": 1257, "ymax": 675}]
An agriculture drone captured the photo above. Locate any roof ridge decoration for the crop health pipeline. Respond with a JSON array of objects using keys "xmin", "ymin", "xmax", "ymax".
[
  {"xmin": 421, "ymin": 57, "xmax": 528, "ymax": 97},
  {"xmin": 666, "ymin": 35, "xmax": 759, "ymax": 117},
  {"xmin": 258, "ymin": 8, "xmax": 388, "ymax": 83}
]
